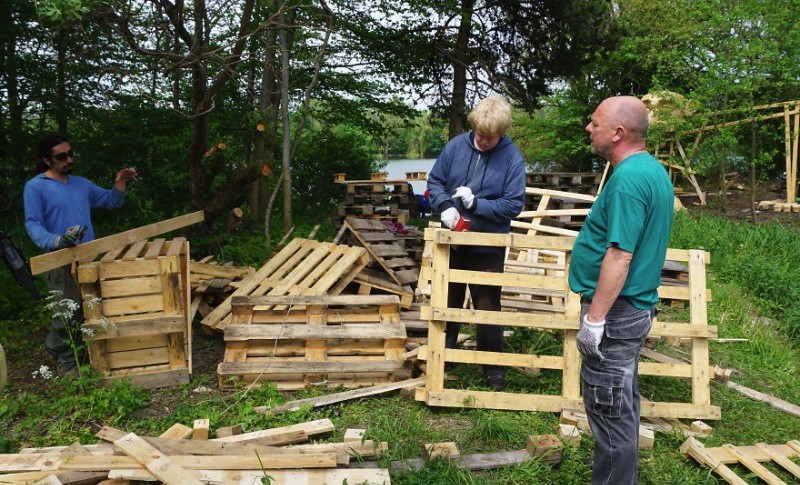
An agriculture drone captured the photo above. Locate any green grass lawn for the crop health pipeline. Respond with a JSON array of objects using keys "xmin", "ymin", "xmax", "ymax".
[{"xmin": 1, "ymin": 212, "xmax": 799, "ymax": 483}]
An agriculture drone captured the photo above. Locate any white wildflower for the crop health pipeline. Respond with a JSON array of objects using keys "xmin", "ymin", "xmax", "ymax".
[
  {"xmin": 32, "ymin": 365, "xmax": 54, "ymax": 380},
  {"xmin": 81, "ymin": 327, "xmax": 95, "ymax": 338}
]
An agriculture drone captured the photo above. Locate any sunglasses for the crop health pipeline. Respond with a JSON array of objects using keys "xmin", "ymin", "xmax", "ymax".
[{"xmin": 50, "ymin": 150, "xmax": 74, "ymax": 162}]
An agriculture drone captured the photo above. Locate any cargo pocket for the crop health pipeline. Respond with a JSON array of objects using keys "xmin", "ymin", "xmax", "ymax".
[{"xmin": 581, "ymin": 361, "xmax": 624, "ymax": 418}]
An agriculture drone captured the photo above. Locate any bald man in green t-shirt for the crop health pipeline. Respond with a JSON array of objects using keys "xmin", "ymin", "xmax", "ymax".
[{"xmin": 569, "ymin": 96, "xmax": 674, "ymax": 485}]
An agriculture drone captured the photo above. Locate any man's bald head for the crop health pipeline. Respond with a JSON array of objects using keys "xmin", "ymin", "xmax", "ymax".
[{"xmin": 600, "ymin": 96, "xmax": 649, "ymax": 142}]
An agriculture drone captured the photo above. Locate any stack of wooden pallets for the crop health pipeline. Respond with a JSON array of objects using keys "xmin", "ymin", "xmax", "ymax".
[
  {"xmin": 77, "ymin": 237, "xmax": 192, "ymax": 389},
  {"xmin": 334, "ymin": 175, "xmax": 414, "ymax": 223},
  {"xmin": 200, "ymin": 238, "xmax": 369, "ymax": 334},
  {"xmin": 217, "ymin": 295, "xmax": 409, "ymax": 390},
  {"xmin": 0, "ymin": 419, "xmax": 391, "ymax": 484}
]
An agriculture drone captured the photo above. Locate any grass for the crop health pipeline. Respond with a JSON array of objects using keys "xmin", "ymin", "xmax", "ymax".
[{"xmin": 1, "ymin": 211, "xmax": 799, "ymax": 483}]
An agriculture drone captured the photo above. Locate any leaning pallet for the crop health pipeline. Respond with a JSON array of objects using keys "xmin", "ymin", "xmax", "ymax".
[
  {"xmin": 344, "ymin": 217, "xmax": 420, "ymax": 287},
  {"xmin": 76, "ymin": 237, "xmax": 192, "ymax": 389},
  {"xmin": 217, "ymin": 295, "xmax": 409, "ymax": 390},
  {"xmin": 681, "ymin": 436, "xmax": 800, "ymax": 484},
  {"xmin": 200, "ymin": 238, "xmax": 369, "ymax": 334},
  {"xmin": 415, "ymin": 228, "xmax": 720, "ymax": 420}
]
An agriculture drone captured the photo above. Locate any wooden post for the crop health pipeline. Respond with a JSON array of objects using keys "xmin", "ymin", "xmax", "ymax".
[
  {"xmin": 791, "ymin": 107, "xmax": 799, "ymax": 203},
  {"xmin": 785, "ymin": 106, "xmax": 792, "ymax": 203},
  {"xmin": 427, "ymin": 229, "xmax": 450, "ymax": 394},
  {"xmin": 0, "ymin": 342, "xmax": 7, "ymax": 388}
]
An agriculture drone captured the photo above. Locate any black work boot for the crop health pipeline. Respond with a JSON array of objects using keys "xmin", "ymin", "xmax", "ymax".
[{"xmin": 484, "ymin": 368, "xmax": 506, "ymax": 391}]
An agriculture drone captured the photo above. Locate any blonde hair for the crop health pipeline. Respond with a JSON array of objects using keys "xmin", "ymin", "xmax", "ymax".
[{"xmin": 468, "ymin": 96, "xmax": 512, "ymax": 137}]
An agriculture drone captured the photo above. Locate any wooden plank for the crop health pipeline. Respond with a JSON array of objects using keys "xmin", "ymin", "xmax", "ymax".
[
  {"xmin": 121, "ymin": 239, "xmax": 149, "ymax": 261},
  {"xmin": 159, "ymin": 423, "xmax": 194, "ymax": 439},
  {"xmin": 83, "ymin": 317, "xmax": 184, "ymax": 341},
  {"xmin": 256, "ymin": 377, "xmax": 426, "ymax": 414},
  {"xmin": 144, "ymin": 238, "xmax": 166, "ymax": 258},
  {"xmin": 62, "ymin": 453, "xmax": 338, "ymax": 471},
  {"xmin": 212, "ymin": 419, "xmax": 334, "ymax": 444},
  {"xmin": 112, "ymin": 433, "xmax": 203, "ymax": 485},
  {"xmin": 98, "ymin": 259, "xmax": 161, "ymax": 279},
  {"xmin": 224, "ymin": 323, "xmax": 406, "ymax": 341},
  {"xmin": 217, "ymin": 361, "xmax": 405, "ymax": 376},
  {"xmin": 725, "ymin": 381, "xmax": 800, "ymax": 418},
  {"xmin": 109, "ymin": 468, "xmax": 391, "ymax": 484},
  {"xmin": 233, "ymin": 295, "xmax": 398, "ymax": 307},
  {"xmin": 101, "ymin": 294, "xmax": 165, "ymax": 317},
  {"xmin": 755, "ymin": 443, "xmax": 800, "ymax": 478},
  {"xmin": 103, "ymin": 368, "xmax": 190, "ymax": 389},
  {"xmin": 30, "ymin": 211, "xmax": 204, "ymax": 275},
  {"xmin": 99, "ymin": 276, "xmax": 162, "ymax": 298},
  {"xmin": 680, "ymin": 437, "xmax": 749, "ymax": 485}
]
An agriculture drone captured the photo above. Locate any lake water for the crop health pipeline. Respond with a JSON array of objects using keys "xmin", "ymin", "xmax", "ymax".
[{"xmin": 378, "ymin": 158, "xmax": 436, "ymax": 194}]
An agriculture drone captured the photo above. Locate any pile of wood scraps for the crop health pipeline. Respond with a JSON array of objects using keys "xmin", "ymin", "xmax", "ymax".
[
  {"xmin": 0, "ymin": 419, "xmax": 391, "ymax": 484},
  {"xmin": 190, "ymin": 257, "xmax": 255, "ymax": 322}
]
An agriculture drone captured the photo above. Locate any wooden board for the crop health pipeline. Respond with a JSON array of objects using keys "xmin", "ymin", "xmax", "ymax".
[
  {"xmin": 30, "ymin": 211, "xmax": 203, "ymax": 275},
  {"xmin": 200, "ymin": 238, "xmax": 369, "ymax": 333}
]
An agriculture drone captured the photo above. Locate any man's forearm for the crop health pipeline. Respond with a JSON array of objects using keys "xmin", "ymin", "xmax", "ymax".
[{"xmin": 587, "ymin": 246, "xmax": 632, "ymax": 322}]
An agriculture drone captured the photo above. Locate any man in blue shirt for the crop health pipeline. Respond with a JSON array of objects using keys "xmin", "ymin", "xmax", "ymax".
[{"xmin": 24, "ymin": 133, "xmax": 137, "ymax": 374}]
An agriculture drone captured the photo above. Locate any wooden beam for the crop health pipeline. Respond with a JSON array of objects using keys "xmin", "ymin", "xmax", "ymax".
[
  {"xmin": 30, "ymin": 211, "xmax": 204, "ymax": 275},
  {"xmin": 255, "ymin": 377, "xmax": 426, "ymax": 414}
]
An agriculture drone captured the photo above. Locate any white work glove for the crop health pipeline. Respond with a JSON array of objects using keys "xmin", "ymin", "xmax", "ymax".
[
  {"xmin": 440, "ymin": 207, "xmax": 460, "ymax": 229},
  {"xmin": 576, "ymin": 314, "xmax": 605, "ymax": 359},
  {"xmin": 452, "ymin": 186, "xmax": 475, "ymax": 210}
]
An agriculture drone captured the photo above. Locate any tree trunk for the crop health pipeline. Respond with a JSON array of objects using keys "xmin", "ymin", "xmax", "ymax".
[
  {"xmin": 56, "ymin": 30, "xmax": 68, "ymax": 135},
  {"xmin": 448, "ymin": 0, "xmax": 475, "ymax": 140},
  {"xmin": 279, "ymin": 7, "xmax": 292, "ymax": 232},
  {"xmin": 251, "ymin": 12, "xmax": 279, "ymax": 223},
  {"xmin": 749, "ymin": 122, "xmax": 757, "ymax": 223}
]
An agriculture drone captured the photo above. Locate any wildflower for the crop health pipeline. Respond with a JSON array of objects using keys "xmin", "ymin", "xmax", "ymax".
[{"xmin": 32, "ymin": 365, "xmax": 54, "ymax": 380}]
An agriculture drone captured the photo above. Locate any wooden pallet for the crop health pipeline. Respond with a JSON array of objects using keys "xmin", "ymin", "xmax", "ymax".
[
  {"xmin": 200, "ymin": 238, "xmax": 369, "ymax": 334},
  {"xmin": 76, "ymin": 237, "xmax": 191, "ymax": 389},
  {"xmin": 217, "ymin": 295, "xmax": 409, "ymax": 390},
  {"xmin": 526, "ymin": 172, "xmax": 602, "ymax": 191},
  {"xmin": 514, "ymin": 187, "xmax": 596, "ymax": 236},
  {"xmin": 682, "ymin": 436, "xmax": 800, "ymax": 484},
  {"xmin": 344, "ymin": 217, "xmax": 420, "ymax": 286},
  {"xmin": 415, "ymin": 228, "xmax": 719, "ymax": 420}
]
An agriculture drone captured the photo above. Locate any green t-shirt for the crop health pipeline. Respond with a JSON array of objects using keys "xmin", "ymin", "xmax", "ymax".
[{"xmin": 568, "ymin": 153, "xmax": 674, "ymax": 309}]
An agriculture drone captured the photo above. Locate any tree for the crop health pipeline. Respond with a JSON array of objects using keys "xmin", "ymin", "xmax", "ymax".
[{"xmin": 341, "ymin": 0, "xmax": 615, "ymax": 138}]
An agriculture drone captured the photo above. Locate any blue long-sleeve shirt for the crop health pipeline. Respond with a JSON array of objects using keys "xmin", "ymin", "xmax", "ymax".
[{"xmin": 24, "ymin": 173, "xmax": 125, "ymax": 251}]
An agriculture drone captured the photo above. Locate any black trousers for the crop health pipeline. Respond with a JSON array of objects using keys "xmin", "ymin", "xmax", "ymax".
[{"xmin": 445, "ymin": 246, "xmax": 505, "ymax": 374}]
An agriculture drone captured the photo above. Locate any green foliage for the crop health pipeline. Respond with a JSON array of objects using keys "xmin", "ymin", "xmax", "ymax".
[
  {"xmin": 509, "ymin": 94, "xmax": 594, "ymax": 172},
  {"xmin": 671, "ymin": 211, "xmax": 800, "ymax": 339},
  {"xmin": 291, "ymin": 124, "xmax": 378, "ymax": 217}
]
